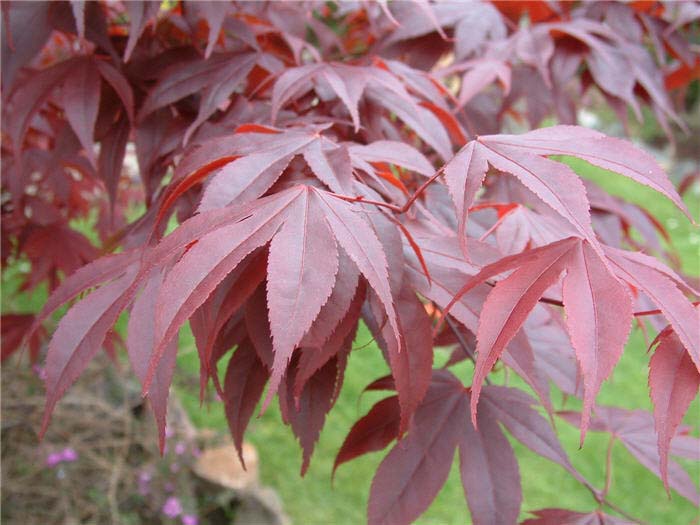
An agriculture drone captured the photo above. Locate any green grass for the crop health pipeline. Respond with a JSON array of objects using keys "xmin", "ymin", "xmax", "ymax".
[{"xmin": 174, "ymin": 163, "xmax": 700, "ymax": 524}]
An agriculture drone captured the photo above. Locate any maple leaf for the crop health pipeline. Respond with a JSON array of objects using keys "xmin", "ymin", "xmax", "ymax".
[
  {"xmin": 151, "ymin": 186, "xmax": 399, "ymax": 412},
  {"xmin": 223, "ymin": 338, "xmax": 269, "ymax": 467},
  {"xmin": 41, "ymin": 267, "xmax": 139, "ymax": 436},
  {"xmin": 279, "ymin": 354, "xmax": 339, "ymax": 475},
  {"xmin": 333, "ymin": 395, "xmax": 401, "ymax": 477},
  {"xmin": 559, "ymin": 407, "xmax": 700, "ymax": 505},
  {"xmin": 442, "ymin": 237, "xmax": 634, "ymax": 442},
  {"xmin": 363, "ymin": 372, "xmax": 578, "ymax": 525},
  {"xmin": 605, "ymin": 246, "xmax": 700, "ymax": 370},
  {"xmin": 8, "ymin": 4, "xmax": 698, "ymax": 523},
  {"xmin": 126, "ymin": 269, "xmax": 178, "ymax": 451},
  {"xmin": 271, "ymin": 62, "xmax": 452, "ymax": 160},
  {"xmin": 648, "ymin": 322, "xmax": 700, "ymax": 493}
]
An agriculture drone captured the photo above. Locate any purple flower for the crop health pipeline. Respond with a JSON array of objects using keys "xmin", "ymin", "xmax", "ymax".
[
  {"xmin": 174, "ymin": 442, "xmax": 186, "ymax": 455},
  {"xmin": 138, "ymin": 470, "xmax": 152, "ymax": 484},
  {"xmin": 61, "ymin": 447, "xmax": 78, "ymax": 462},
  {"xmin": 32, "ymin": 364, "xmax": 47, "ymax": 381},
  {"xmin": 182, "ymin": 515, "xmax": 198, "ymax": 525},
  {"xmin": 137, "ymin": 469, "xmax": 152, "ymax": 496},
  {"xmin": 164, "ymin": 482, "xmax": 175, "ymax": 493},
  {"xmin": 45, "ymin": 452, "xmax": 62, "ymax": 468},
  {"xmin": 170, "ymin": 462, "xmax": 180, "ymax": 473},
  {"xmin": 162, "ymin": 496, "xmax": 183, "ymax": 518},
  {"xmin": 165, "ymin": 426, "xmax": 175, "ymax": 440}
]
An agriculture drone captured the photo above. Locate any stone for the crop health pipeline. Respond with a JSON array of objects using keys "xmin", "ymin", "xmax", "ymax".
[{"xmin": 193, "ymin": 442, "xmax": 259, "ymax": 491}]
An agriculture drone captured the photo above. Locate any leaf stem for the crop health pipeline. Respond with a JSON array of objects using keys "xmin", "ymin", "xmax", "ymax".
[
  {"xmin": 483, "ymin": 280, "xmax": 700, "ymax": 317},
  {"xmin": 444, "ymin": 315, "xmax": 491, "ymax": 386},
  {"xmin": 602, "ymin": 435, "xmax": 615, "ymax": 499},
  {"xmin": 328, "ymin": 166, "xmax": 445, "ymax": 214}
]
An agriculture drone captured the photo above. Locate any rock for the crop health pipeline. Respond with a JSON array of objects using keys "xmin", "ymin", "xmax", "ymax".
[
  {"xmin": 233, "ymin": 486, "xmax": 290, "ymax": 525},
  {"xmin": 193, "ymin": 443, "xmax": 259, "ymax": 491}
]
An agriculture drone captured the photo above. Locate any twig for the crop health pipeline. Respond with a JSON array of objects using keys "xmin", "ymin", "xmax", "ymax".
[
  {"xmin": 328, "ymin": 166, "xmax": 446, "ymax": 214},
  {"xmin": 483, "ymin": 280, "xmax": 700, "ymax": 317},
  {"xmin": 444, "ymin": 315, "xmax": 491, "ymax": 386}
]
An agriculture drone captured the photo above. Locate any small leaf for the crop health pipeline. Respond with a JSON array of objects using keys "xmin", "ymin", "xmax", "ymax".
[
  {"xmin": 334, "ymin": 395, "xmax": 401, "ymax": 476},
  {"xmin": 648, "ymin": 324, "xmax": 700, "ymax": 493}
]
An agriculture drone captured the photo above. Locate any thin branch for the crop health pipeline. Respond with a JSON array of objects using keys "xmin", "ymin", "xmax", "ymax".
[
  {"xmin": 444, "ymin": 315, "xmax": 491, "ymax": 386},
  {"xmin": 328, "ymin": 165, "xmax": 446, "ymax": 214},
  {"xmin": 484, "ymin": 280, "xmax": 700, "ymax": 317}
]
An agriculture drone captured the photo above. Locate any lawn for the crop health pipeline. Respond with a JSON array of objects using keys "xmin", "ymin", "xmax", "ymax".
[{"xmin": 174, "ymin": 160, "xmax": 700, "ymax": 524}]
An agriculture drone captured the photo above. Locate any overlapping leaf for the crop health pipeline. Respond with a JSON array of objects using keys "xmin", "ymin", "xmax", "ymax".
[
  {"xmin": 271, "ymin": 62, "xmax": 452, "ymax": 160},
  {"xmin": 442, "ymin": 237, "xmax": 636, "ymax": 441},
  {"xmin": 559, "ymin": 407, "xmax": 700, "ymax": 505},
  {"xmin": 151, "ymin": 185, "xmax": 399, "ymax": 411},
  {"xmin": 648, "ymin": 322, "xmax": 700, "ymax": 492}
]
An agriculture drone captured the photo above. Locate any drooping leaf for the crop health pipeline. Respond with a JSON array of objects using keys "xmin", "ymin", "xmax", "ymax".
[
  {"xmin": 382, "ymin": 284, "xmax": 434, "ymax": 431},
  {"xmin": 561, "ymin": 239, "xmax": 633, "ymax": 443},
  {"xmin": 648, "ymin": 324, "xmax": 700, "ymax": 493},
  {"xmin": 126, "ymin": 269, "xmax": 178, "ymax": 451},
  {"xmin": 41, "ymin": 268, "xmax": 138, "ymax": 435},
  {"xmin": 333, "ymin": 395, "xmax": 401, "ymax": 477},
  {"xmin": 367, "ymin": 371, "xmax": 467, "ymax": 525},
  {"xmin": 280, "ymin": 355, "xmax": 338, "ymax": 475},
  {"xmin": 264, "ymin": 187, "xmax": 340, "ymax": 409},
  {"xmin": 459, "ymin": 392, "xmax": 522, "ymax": 525},
  {"xmin": 223, "ymin": 339, "xmax": 269, "ymax": 466}
]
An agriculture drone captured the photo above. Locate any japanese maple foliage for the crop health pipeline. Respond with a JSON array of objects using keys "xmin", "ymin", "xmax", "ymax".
[{"xmin": 2, "ymin": 1, "xmax": 699, "ymax": 523}]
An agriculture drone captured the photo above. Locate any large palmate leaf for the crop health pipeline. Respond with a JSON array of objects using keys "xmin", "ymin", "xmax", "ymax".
[
  {"xmin": 151, "ymin": 185, "xmax": 399, "ymax": 410},
  {"xmin": 443, "ymin": 237, "xmax": 634, "ymax": 440},
  {"xmin": 11, "ymin": 4, "xmax": 698, "ymax": 523},
  {"xmin": 361, "ymin": 371, "xmax": 583, "ymax": 525}
]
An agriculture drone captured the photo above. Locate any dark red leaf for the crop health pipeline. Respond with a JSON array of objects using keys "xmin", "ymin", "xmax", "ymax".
[
  {"xmin": 367, "ymin": 371, "xmax": 467, "ymax": 525},
  {"xmin": 333, "ymin": 395, "xmax": 401, "ymax": 476},
  {"xmin": 223, "ymin": 339, "xmax": 269, "ymax": 466}
]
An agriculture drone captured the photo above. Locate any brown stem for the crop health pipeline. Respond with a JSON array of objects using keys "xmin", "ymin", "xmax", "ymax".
[
  {"xmin": 328, "ymin": 166, "xmax": 446, "ymax": 214},
  {"xmin": 444, "ymin": 315, "xmax": 491, "ymax": 386},
  {"xmin": 484, "ymin": 280, "xmax": 700, "ymax": 317}
]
